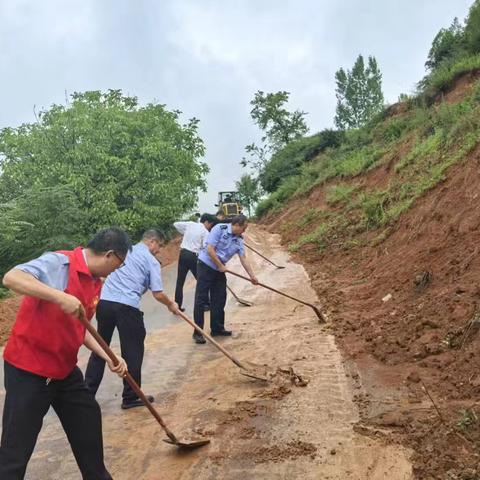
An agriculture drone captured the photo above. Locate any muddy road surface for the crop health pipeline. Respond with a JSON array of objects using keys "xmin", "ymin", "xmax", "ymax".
[{"xmin": 0, "ymin": 227, "xmax": 413, "ymax": 479}]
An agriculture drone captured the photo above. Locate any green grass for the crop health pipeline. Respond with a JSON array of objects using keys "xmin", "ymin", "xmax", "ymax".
[
  {"xmin": 0, "ymin": 287, "xmax": 11, "ymax": 300},
  {"xmin": 358, "ymin": 191, "xmax": 387, "ymax": 229},
  {"xmin": 297, "ymin": 208, "xmax": 322, "ymax": 227},
  {"xmin": 289, "ymin": 222, "xmax": 331, "ymax": 252},
  {"xmin": 422, "ymin": 54, "xmax": 480, "ymax": 100},
  {"xmin": 325, "ymin": 184, "xmax": 358, "ymax": 206},
  {"xmin": 395, "ymin": 131, "xmax": 443, "ymax": 172},
  {"xmin": 336, "ymin": 147, "xmax": 384, "ymax": 177}
]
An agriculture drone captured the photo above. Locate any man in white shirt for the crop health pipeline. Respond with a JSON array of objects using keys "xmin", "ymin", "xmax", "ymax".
[{"xmin": 173, "ymin": 214, "xmax": 216, "ymax": 311}]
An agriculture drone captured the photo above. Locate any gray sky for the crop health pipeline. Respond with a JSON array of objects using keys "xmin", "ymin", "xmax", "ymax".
[{"xmin": 0, "ymin": 0, "xmax": 472, "ymax": 213}]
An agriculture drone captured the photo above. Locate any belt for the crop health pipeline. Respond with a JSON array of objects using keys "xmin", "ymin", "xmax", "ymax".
[{"xmin": 181, "ymin": 248, "xmax": 199, "ymax": 256}]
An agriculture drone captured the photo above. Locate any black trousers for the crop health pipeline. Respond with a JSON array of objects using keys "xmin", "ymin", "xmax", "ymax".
[
  {"xmin": 174, "ymin": 248, "xmax": 198, "ymax": 308},
  {"xmin": 85, "ymin": 300, "xmax": 146, "ymax": 403},
  {"xmin": 0, "ymin": 361, "xmax": 112, "ymax": 480},
  {"xmin": 193, "ymin": 261, "xmax": 227, "ymax": 334}
]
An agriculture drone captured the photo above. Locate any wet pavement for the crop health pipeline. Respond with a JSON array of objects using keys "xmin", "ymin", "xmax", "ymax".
[{"xmin": 0, "ymin": 228, "xmax": 414, "ymax": 479}]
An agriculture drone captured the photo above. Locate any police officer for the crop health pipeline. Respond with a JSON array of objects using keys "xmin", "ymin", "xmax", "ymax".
[
  {"xmin": 173, "ymin": 213, "xmax": 216, "ymax": 312},
  {"xmin": 0, "ymin": 228, "xmax": 130, "ymax": 480},
  {"xmin": 193, "ymin": 214, "xmax": 258, "ymax": 344},
  {"xmin": 85, "ymin": 229, "xmax": 180, "ymax": 409}
]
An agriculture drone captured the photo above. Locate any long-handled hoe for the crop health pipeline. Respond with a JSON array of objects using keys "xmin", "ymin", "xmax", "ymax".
[
  {"xmin": 177, "ymin": 310, "xmax": 269, "ymax": 381},
  {"xmin": 245, "ymin": 243, "xmax": 285, "ymax": 269},
  {"xmin": 226, "ymin": 284, "xmax": 253, "ymax": 307},
  {"xmin": 226, "ymin": 269, "xmax": 326, "ymax": 323},
  {"xmin": 79, "ymin": 313, "xmax": 210, "ymax": 449}
]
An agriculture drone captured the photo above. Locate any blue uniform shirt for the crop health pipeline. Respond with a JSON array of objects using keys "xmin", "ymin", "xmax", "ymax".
[
  {"xmin": 198, "ymin": 223, "xmax": 245, "ymax": 270},
  {"xmin": 101, "ymin": 242, "xmax": 163, "ymax": 309},
  {"xmin": 15, "ymin": 251, "xmax": 84, "ymax": 290}
]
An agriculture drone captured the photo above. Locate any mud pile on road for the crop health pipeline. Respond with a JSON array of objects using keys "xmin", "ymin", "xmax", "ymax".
[{"xmin": 265, "ymin": 80, "xmax": 480, "ymax": 478}]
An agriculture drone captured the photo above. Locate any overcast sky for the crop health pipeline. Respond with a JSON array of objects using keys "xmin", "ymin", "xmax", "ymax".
[{"xmin": 0, "ymin": 0, "xmax": 472, "ymax": 212}]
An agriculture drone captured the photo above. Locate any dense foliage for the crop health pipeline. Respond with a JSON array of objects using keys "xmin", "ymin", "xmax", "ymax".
[
  {"xmin": 0, "ymin": 90, "xmax": 208, "ymax": 287},
  {"xmin": 260, "ymin": 129, "xmax": 344, "ymax": 193},
  {"xmin": 0, "ymin": 90, "xmax": 208, "ymax": 237}
]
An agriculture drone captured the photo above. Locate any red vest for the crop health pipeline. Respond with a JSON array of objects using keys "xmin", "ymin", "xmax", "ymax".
[{"xmin": 4, "ymin": 247, "xmax": 101, "ymax": 379}]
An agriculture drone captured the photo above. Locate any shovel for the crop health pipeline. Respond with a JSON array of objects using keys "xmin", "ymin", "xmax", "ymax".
[
  {"xmin": 79, "ymin": 312, "xmax": 210, "ymax": 449},
  {"xmin": 245, "ymin": 243, "xmax": 285, "ymax": 269},
  {"xmin": 226, "ymin": 269, "xmax": 326, "ymax": 323},
  {"xmin": 177, "ymin": 310, "xmax": 269, "ymax": 381},
  {"xmin": 227, "ymin": 284, "xmax": 253, "ymax": 307}
]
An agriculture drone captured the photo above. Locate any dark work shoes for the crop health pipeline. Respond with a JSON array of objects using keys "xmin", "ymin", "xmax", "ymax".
[
  {"xmin": 211, "ymin": 330, "xmax": 232, "ymax": 337},
  {"xmin": 121, "ymin": 395, "xmax": 155, "ymax": 410},
  {"xmin": 193, "ymin": 332, "xmax": 206, "ymax": 344}
]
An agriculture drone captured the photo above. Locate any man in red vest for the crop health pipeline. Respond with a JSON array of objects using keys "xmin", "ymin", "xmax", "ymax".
[{"xmin": 0, "ymin": 228, "xmax": 131, "ymax": 480}]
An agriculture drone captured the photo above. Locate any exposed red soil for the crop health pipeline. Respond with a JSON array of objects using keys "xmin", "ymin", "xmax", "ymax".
[
  {"xmin": 442, "ymin": 69, "xmax": 480, "ymax": 104},
  {"xmin": 0, "ymin": 295, "xmax": 22, "ymax": 346},
  {"xmin": 0, "ymin": 238, "xmax": 181, "ymax": 347},
  {"xmin": 264, "ymin": 79, "xmax": 480, "ymax": 478},
  {"xmin": 157, "ymin": 236, "xmax": 181, "ymax": 266}
]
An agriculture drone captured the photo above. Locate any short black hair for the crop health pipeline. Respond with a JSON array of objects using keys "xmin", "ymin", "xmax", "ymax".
[
  {"xmin": 216, "ymin": 210, "xmax": 225, "ymax": 217},
  {"xmin": 142, "ymin": 229, "xmax": 165, "ymax": 242},
  {"xmin": 231, "ymin": 214, "xmax": 248, "ymax": 226},
  {"xmin": 87, "ymin": 228, "xmax": 132, "ymax": 256},
  {"xmin": 200, "ymin": 213, "xmax": 216, "ymax": 224}
]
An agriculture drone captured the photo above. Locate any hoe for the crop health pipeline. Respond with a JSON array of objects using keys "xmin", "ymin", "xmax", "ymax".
[{"xmin": 79, "ymin": 313, "xmax": 210, "ymax": 449}]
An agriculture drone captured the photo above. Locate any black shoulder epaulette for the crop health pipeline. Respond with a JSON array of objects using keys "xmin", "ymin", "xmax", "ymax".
[{"xmin": 220, "ymin": 225, "xmax": 228, "ymax": 230}]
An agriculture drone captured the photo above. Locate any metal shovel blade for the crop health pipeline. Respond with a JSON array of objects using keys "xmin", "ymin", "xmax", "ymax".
[
  {"xmin": 227, "ymin": 285, "xmax": 253, "ymax": 307},
  {"xmin": 236, "ymin": 297, "xmax": 254, "ymax": 307},
  {"xmin": 239, "ymin": 361, "xmax": 271, "ymax": 382},
  {"xmin": 311, "ymin": 305, "xmax": 326, "ymax": 323},
  {"xmin": 163, "ymin": 438, "xmax": 211, "ymax": 449}
]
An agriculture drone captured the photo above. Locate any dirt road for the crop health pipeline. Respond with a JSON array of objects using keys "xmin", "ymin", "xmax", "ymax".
[{"xmin": 0, "ymin": 227, "xmax": 413, "ymax": 479}]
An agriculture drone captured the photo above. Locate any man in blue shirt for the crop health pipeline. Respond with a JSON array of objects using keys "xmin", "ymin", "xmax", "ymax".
[
  {"xmin": 85, "ymin": 229, "xmax": 180, "ymax": 409},
  {"xmin": 193, "ymin": 215, "xmax": 258, "ymax": 344}
]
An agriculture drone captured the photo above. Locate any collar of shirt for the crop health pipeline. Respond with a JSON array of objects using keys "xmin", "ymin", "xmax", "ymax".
[{"xmin": 226, "ymin": 223, "xmax": 243, "ymax": 239}]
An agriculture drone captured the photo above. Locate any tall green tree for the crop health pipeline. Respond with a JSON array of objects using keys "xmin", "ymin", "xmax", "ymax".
[
  {"xmin": 464, "ymin": 0, "xmax": 480, "ymax": 54},
  {"xmin": 235, "ymin": 174, "xmax": 262, "ymax": 216},
  {"xmin": 426, "ymin": 18, "xmax": 465, "ymax": 70},
  {"xmin": 0, "ymin": 90, "xmax": 208, "ymax": 236},
  {"xmin": 241, "ymin": 91, "xmax": 308, "ymax": 172},
  {"xmin": 334, "ymin": 55, "xmax": 384, "ymax": 130}
]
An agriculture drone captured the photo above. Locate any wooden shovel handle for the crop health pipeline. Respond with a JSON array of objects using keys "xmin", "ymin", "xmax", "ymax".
[
  {"xmin": 78, "ymin": 313, "xmax": 178, "ymax": 443},
  {"xmin": 225, "ymin": 269, "xmax": 325, "ymax": 322},
  {"xmin": 244, "ymin": 243, "xmax": 281, "ymax": 268},
  {"xmin": 177, "ymin": 311, "xmax": 247, "ymax": 370}
]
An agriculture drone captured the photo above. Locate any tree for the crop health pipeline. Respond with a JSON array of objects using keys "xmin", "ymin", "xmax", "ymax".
[
  {"xmin": 426, "ymin": 18, "xmax": 465, "ymax": 70},
  {"xmin": 0, "ymin": 90, "xmax": 208, "ymax": 237},
  {"xmin": 236, "ymin": 174, "xmax": 262, "ymax": 216},
  {"xmin": 0, "ymin": 185, "xmax": 86, "ymax": 280},
  {"xmin": 260, "ymin": 129, "xmax": 345, "ymax": 193},
  {"xmin": 334, "ymin": 55, "xmax": 384, "ymax": 130},
  {"xmin": 241, "ymin": 91, "xmax": 308, "ymax": 172},
  {"xmin": 464, "ymin": 0, "xmax": 480, "ymax": 54}
]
